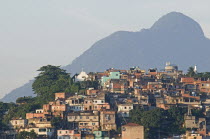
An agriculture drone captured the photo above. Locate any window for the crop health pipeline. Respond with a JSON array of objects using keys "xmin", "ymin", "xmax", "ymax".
[
  {"xmin": 105, "ymin": 115, "xmax": 110, "ymax": 120},
  {"xmin": 92, "ymin": 123, "xmax": 95, "ymax": 125},
  {"xmin": 66, "ymin": 131, "xmax": 68, "ymax": 134},
  {"xmin": 124, "ymin": 107, "xmax": 127, "ymax": 109},
  {"xmin": 86, "ymin": 116, "xmax": 89, "ymax": 119},
  {"xmin": 69, "ymin": 116, "xmax": 72, "ymax": 119},
  {"xmin": 80, "ymin": 116, "xmax": 82, "ymax": 119},
  {"xmin": 80, "ymin": 123, "xmax": 83, "ymax": 125},
  {"xmin": 101, "ymin": 100, "xmax": 104, "ymax": 103},
  {"xmin": 39, "ymin": 128, "xmax": 46, "ymax": 132},
  {"xmin": 94, "ymin": 116, "xmax": 96, "ymax": 119},
  {"xmin": 95, "ymin": 101, "xmax": 97, "ymax": 103}
]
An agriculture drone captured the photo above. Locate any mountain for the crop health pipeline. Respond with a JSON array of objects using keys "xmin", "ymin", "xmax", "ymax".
[
  {"xmin": 1, "ymin": 12, "xmax": 210, "ymax": 102},
  {"xmin": 64, "ymin": 12, "xmax": 210, "ymax": 73},
  {"xmin": 1, "ymin": 80, "xmax": 35, "ymax": 103}
]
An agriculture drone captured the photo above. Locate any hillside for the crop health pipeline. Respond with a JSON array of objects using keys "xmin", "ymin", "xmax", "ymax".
[
  {"xmin": 1, "ymin": 80, "xmax": 35, "ymax": 103},
  {"xmin": 64, "ymin": 12, "xmax": 210, "ymax": 73},
  {"xmin": 1, "ymin": 12, "xmax": 210, "ymax": 102}
]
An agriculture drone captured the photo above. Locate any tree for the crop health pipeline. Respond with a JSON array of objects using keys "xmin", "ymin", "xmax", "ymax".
[
  {"xmin": 130, "ymin": 108, "xmax": 165, "ymax": 138},
  {"xmin": 16, "ymin": 96, "xmax": 35, "ymax": 104},
  {"xmin": 130, "ymin": 107, "xmax": 187, "ymax": 139},
  {"xmin": 186, "ymin": 66, "xmax": 195, "ymax": 77},
  {"xmin": 77, "ymin": 80, "xmax": 99, "ymax": 89},
  {"xmin": 3, "ymin": 102, "xmax": 41, "ymax": 123},
  {"xmin": 17, "ymin": 130, "xmax": 37, "ymax": 139},
  {"xmin": 0, "ymin": 102, "xmax": 15, "ymax": 131},
  {"xmin": 3, "ymin": 66, "xmax": 81, "ymax": 124},
  {"xmin": 51, "ymin": 117, "xmax": 63, "ymax": 129},
  {"xmin": 32, "ymin": 65, "xmax": 72, "ymax": 102},
  {"xmin": 191, "ymin": 108, "xmax": 205, "ymax": 118},
  {"xmin": 167, "ymin": 106, "xmax": 187, "ymax": 134}
]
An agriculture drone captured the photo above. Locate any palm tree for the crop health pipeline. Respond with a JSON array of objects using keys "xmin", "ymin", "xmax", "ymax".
[{"xmin": 186, "ymin": 66, "xmax": 195, "ymax": 77}]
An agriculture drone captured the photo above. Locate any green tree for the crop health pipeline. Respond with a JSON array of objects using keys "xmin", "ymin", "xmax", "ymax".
[
  {"xmin": 77, "ymin": 80, "xmax": 99, "ymax": 89},
  {"xmin": 186, "ymin": 66, "xmax": 196, "ymax": 77},
  {"xmin": 17, "ymin": 130, "xmax": 37, "ymax": 139},
  {"xmin": 130, "ymin": 107, "xmax": 187, "ymax": 138},
  {"xmin": 167, "ymin": 106, "xmax": 187, "ymax": 134},
  {"xmin": 32, "ymin": 65, "xmax": 72, "ymax": 102},
  {"xmin": 192, "ymin": 108, "xmax": 205, "ymax": 118},
  {"xmin": 130, "ymin": 108, "xmax": 165, "ymax": 138},
  {"xmin": 3, "ymin": 102, "xmax": 41, "ymax": 123},
  {"xmin": 16, "ymin": 96, "xmax": 35, "ymax": 104},
  {"xmin": 51, "ymin": 117, "xmax": 63, "ymax": 129},
  {"xmin": 0, "ymin": 102, "xmax": 15, "ymax": 131}
]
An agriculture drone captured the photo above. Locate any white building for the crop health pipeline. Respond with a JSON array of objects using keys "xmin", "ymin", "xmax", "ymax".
[
  {"xmin": 75, "ymin": 70, "xmax": 88, "ymax": 82},
  {"xmin": 117, "ymin": 104, "xmax": 133, "ymax": 117}
]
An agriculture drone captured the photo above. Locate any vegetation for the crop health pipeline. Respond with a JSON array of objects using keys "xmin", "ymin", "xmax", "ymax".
[
  {"xmin": 32, "ymin": 65, "xmax": 74, "ymax": 103},
  {"xmin": 130, "ymin": 106, "xmax": 187, "ymax": 139},
  {"xmin": 77, "ymin": 80, "xmax": 99, "ymax": 90},
  {"xmin": 0, "ymin": 102, "xmax": 15, "ymax": 131},
  {"xmin": 2, "ymin": 65, "xmax": 100, "ymax": 125},
  {"xmin": 3, "ymin": 65, "xmax": 80, "ymax": 124},
  {"xmin": 74, "ymin": 80, "xmax": 99, "ymax": 95},
  {"xmin": 186, "ymin": 66, "xmax": 210, "ymax": 79},
  {"xmin": 17, "ymin": 130, "xmax": 37, "ymax": 139},
  {"xmin": 3, "ymin": 101, "xmax": 41, "ymax": 123},
  {"xmin": 16, "ymin": 96, "xmax": 36, "ymax": 104},
  {"xmin": 191, "ymin": 108, "xmax": 205, "ymax": 118},
  {"xmin": 2, "ymin": 65, "xmax": 208, "ymax": 138},
  {"xmin": 186, "ymin": 67, "xmax": 196, "ymax": 77},
  {"xmin": 51, "ymin": 117, "xmax": 63, "ymax": 129}
]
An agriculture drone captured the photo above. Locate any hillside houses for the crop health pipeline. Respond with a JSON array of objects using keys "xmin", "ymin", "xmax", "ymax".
[{"xmin": 6, "ymin": 63, "xmax": 210, "ymax": 138}]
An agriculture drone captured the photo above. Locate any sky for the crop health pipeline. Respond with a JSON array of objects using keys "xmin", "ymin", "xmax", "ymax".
[{"xmin": 0, "ymin": 0, "xmax": 210, "ymax": 99}]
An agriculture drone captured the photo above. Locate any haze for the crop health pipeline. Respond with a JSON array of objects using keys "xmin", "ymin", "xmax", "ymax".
[{"xmin": 0, "ymin": 0, "xmax": 210, "ymax": 99}]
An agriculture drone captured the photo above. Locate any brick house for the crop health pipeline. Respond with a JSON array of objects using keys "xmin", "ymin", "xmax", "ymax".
[
  {"xmin": 67, "ymin": 111, "xmax": 100, "ymax": 132},
  {"xmin": 100, "ymin": 110, "xmax": 116, "ymax": 131}
]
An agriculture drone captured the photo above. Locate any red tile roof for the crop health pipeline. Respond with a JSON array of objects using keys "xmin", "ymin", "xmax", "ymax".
[{"xmin": 124, "ymin": 123, "xmax": 140, "ymax": 126}]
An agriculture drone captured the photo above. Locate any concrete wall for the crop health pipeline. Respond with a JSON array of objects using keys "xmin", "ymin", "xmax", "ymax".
[{"xmin": 122, "ymin": 125, "xmax": 144, "ymax": 139}]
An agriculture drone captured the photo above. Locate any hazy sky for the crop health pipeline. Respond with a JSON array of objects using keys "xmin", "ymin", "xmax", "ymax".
[{"xmin": 0, "ymin": 0, "xmax": 210, "ymax": 99}]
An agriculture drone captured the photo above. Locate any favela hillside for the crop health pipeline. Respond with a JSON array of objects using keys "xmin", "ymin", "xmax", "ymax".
[{"xmin": 1, "ymin": 63, "xmax": 210, "ymax": 139}]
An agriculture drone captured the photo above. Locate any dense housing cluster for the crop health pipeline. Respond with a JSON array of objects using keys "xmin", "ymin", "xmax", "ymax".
[{"xmin": 5, "ymin": 63, "xmax": 210, "ymax": 139}]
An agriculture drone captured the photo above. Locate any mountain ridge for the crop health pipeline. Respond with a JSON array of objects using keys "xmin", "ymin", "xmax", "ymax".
[{"xmin": 1, "ymin": 12, "xmax": 210, "ymax": 102}]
